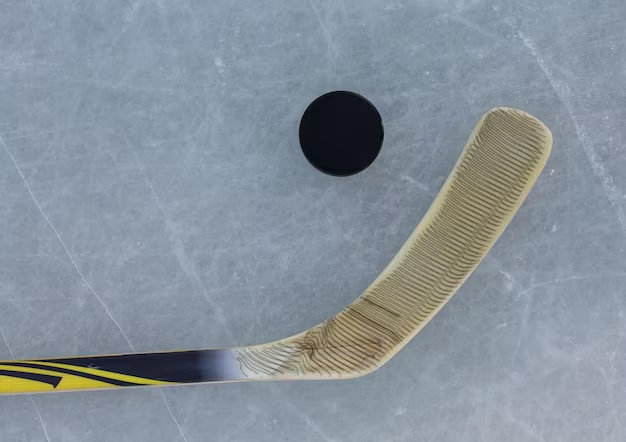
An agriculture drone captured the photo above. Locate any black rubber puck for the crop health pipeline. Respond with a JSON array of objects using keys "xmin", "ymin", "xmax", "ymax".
[{"xmin": 299, "ymin": 91, "xmax": 384, "ymax": 176}]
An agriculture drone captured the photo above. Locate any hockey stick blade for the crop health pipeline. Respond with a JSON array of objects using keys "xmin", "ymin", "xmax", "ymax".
[{"xmin": 0, "ymin": 108, "xmax": 552, "ymax": 395}]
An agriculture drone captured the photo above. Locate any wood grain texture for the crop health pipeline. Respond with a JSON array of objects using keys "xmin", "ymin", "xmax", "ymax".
[{"xmin": 234, "ymin": 107, "xmax": 553, "ymax": 380}]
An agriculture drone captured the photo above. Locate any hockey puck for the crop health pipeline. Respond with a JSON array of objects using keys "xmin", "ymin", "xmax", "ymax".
[{"xmin": 299, "ymin": 91, "xmax": 384, "ymax": 176}]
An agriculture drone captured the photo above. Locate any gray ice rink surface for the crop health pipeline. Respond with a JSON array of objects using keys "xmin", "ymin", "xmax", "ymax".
[{"xmin": 1, "ymin": 0, "xmax": 626, "ymax": 441}]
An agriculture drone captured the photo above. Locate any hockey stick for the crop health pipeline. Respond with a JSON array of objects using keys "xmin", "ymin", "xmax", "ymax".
[{"xmin": 0, "ymin": 108, "xmax": 552, "ymax": 395}]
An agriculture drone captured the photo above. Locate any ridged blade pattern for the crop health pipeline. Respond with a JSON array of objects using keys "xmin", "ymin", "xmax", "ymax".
[{"xmin": 235, "ymin": 108, "xmax": 553, "ymax": 379}]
